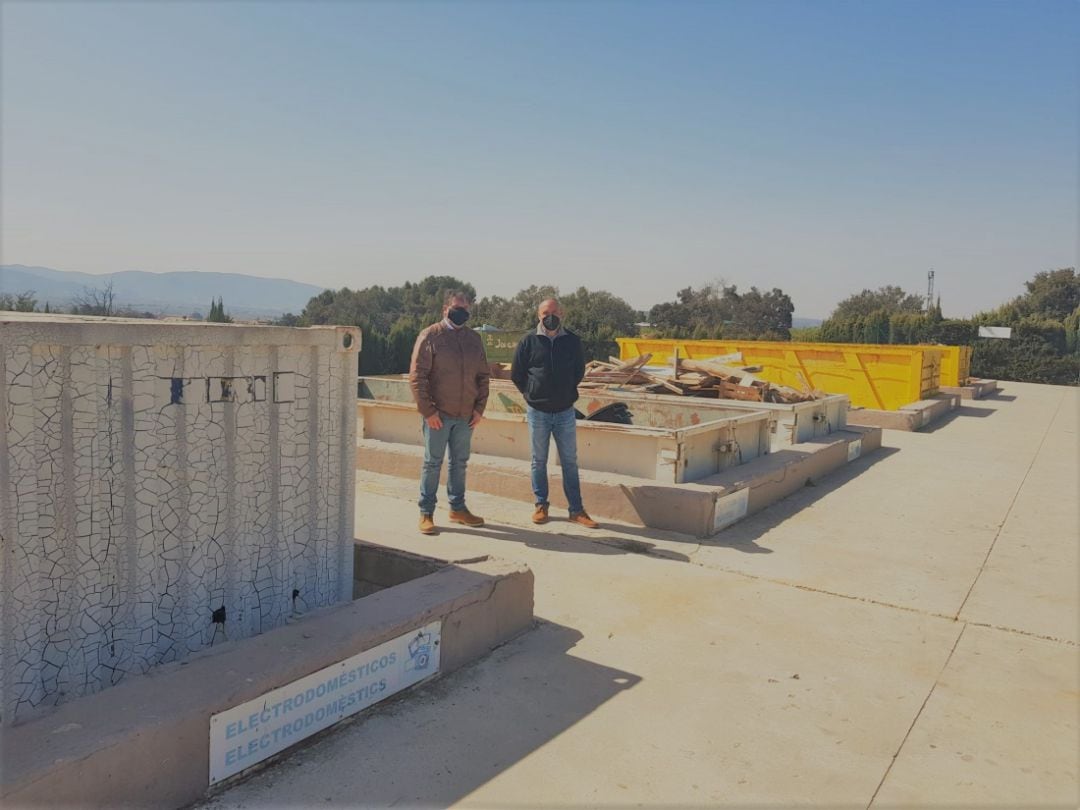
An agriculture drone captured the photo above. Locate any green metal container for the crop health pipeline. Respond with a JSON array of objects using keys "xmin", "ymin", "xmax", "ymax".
[{"xmin": 480, "ymin": 330, "xmax": 529, "ymax": 363}]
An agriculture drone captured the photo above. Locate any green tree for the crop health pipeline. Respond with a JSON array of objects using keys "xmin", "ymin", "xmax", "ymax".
[
  {"xmin": 473, "ymin": 285, "xmax": 559, "ymax": 330},
  {"xmin": 560, "ymin": 287, "xmax": 639, "ymax": 359},
  {"xmin": 387, "ymin": 321, "xmax": 419, "ymax": 373},
  {"xmin": 397, "ymin": 276, "xmax": 478, "ymax": 325},
  {"xmin": 472, "ymin": 284, "xmax": 636, "ymax": 361},
  {"xmin": 973, "ymin": 268, "xmax": 1078, "ymax": 325},
  {"xmin": 299, "ymin": 276, "xmax": 475, "ymax": 333},
  {"xmin": 648, "ymin": 283, "xmax": 794, "ymax": 340},
  {"xmin": 1020, "ymin": 268, "xmax": 1079, "ymax": 320},
  {"xmin": 296, "ymin": 276, "xmax": 476, "ymax": 374},
  {"xmin": 1064, "ymin": 308, "xmax": 1080, "ymax": 355},
  {"xmin": 207, "ymin": 297, "xmax": 233, "ymax": 323},
  {"xmin": 829, "ymin": 286, "xmax": 925, "ymax": 320},
  {"xmin": 725, "ymin": 287, "xmax": 795, "ymax": 340}
]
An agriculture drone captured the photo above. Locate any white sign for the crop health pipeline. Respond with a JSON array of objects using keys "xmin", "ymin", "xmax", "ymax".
[
  {"xmin": 978, "ymin": 326, "xmax": 1012, "ymax": 339},
  {"xmin": 713, "ymin": 488, "xmax": 750, "ymax": 532},
  {"xmin": 847, "ymin": 439, "xmax": 862, "ymax": 462},
  {"xmin": 209, "ymin": 621, "xmax": 441, "ymax": 785}
]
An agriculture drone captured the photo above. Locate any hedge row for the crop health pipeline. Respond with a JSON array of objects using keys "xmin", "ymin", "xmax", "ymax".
[{"xmin": 812, "ymin": 311, "xmax": 1079, "ymax": 386}]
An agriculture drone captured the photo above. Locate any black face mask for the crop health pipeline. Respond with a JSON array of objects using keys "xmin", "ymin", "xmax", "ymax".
[
  {"xmin": 448, "ymin": 307, "xmax": 470, "ymax": 326},
  {"xmin": 542, "ymin": 314, "xmax": 561, "ymax": 331}
]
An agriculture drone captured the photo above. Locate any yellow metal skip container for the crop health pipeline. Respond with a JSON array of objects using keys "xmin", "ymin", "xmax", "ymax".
[
  {"xmin": 616, "ymin": 338, "xmax": 943, "ymax": 411},
  {"xmin": 936, "ymin": 345, "xmax": 972, "ymax": 387}
]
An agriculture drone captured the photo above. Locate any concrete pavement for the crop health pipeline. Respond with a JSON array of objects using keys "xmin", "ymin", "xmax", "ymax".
[{"xmin": 205, "ymin": 381, "xmax": 1078, "ymax": 809}]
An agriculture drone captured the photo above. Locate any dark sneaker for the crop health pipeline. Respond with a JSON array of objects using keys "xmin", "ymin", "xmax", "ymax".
[
  {"xmin": 569, "ymin": 510, "xmax": 599, "ymax": 529},
  {"xmin": 419, "ymin": 514, "xmax": 437, "ymax": 535},
  {"xmin": 532, "ymin": 504, "xmax": 549, "ymax": 524},
  {"xmin": 449, "ymin": 509, "xmax": 485, "ymax": 527}
]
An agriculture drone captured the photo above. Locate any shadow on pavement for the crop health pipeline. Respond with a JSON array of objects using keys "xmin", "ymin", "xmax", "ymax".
[
  {"xmin": 955, "ymin": 404, "xmax": 996, "ymax": 417},
  {"xmin": 199, "ymin": 621, "xmax": 641, "ymax": 808},
  {"xmin": 436, "ymin": 521, "xmax": 692, "ymax": 562},
  {"xmin": 919, "ymin": 404, "xmax": 998, "ymax": 433},
  {"xmin": 701, "ymin": 446, "xmax": 900, "ymax": 551}
]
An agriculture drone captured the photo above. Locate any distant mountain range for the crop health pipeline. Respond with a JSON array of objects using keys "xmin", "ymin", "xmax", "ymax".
[
  {"xmin": 792, "ymin": 317, "xmax": 823, "ymax": 328},
  {"xmin": 0, "ymin": 265, "xmax": 324, "ymax": 318}
]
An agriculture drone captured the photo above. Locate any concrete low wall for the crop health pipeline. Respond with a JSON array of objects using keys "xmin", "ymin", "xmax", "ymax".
[
  {"xmin": 358, "ymin": 376, "xmax": 775, "ymax": 483},
  {"xmin": 846, "ymin": 394, "xmax": 960, "ymax": 432},
  {"xmin": 359, "ymin": 399, "xmax": 772, "ymax": 484},
  {"xmin": 697, "ymin": 426, "xmax": 882, "ymax": 524},
  {"xmin": 357, "ymin": 427, "xmax": 881, "ymax": 537},
  {"xmin": 0, "ymin": 550, "xmax": 534, "ymax": 809},
  {"xmin": 940, "ymin": 379, "xmax": 999, "ymax": 400},
  {"xmin": 361, "ymin": 375, "xmax": 849, "ymax": 448}
]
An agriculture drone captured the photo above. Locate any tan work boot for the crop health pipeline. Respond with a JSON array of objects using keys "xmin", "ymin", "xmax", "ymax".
[
  {"xmin": 569, "ymin": 510, "xmax": 599, "ymax": 529},
  {"xmin": 449, "ymin": 508, "xmax": 485, "ymax": 527},
  {"xmin": 418, "ymin": 514, "xmax": 437, "ymax": 535},
  {"xmin": 532, "ymin": 503, "xmax": 549, "ymax": 524}
]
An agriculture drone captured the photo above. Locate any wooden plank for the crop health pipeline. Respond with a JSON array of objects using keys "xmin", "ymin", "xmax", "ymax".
[
  {"xmin": 719, "ymin": 381, "xmax": 764, "ymax": 401},
  {"xmin": 606, "ymin": 354, "xmax": 653, "ymax": 373},
  {"xmin": 640, "ymin": 371, "xmax": 685, "ymax": 395}
]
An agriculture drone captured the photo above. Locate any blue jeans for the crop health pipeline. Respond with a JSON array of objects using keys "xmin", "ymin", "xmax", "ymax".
[
  {"xmin": 526, "ymin": 406, "xmax": 584, "ymax": 514},
  {"xmin": 418, "ymin": 414, "xmax": 473, "ymax": 514}
]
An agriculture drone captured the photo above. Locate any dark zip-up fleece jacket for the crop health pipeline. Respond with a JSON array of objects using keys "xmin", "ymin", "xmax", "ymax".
[
  {"xmin": 510, "ymin": 327, "xmax": 586, "ymax": 413},
  {"xmin": 409, "ymin": 322, "xmax": 491, "ymax": 419}
]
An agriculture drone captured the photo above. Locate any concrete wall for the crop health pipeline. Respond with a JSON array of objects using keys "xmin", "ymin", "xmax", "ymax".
[
  {"xmin": 1, "ymin": 551, "xmax": 534, "ymax": 809},
  {"xmin": 0, "ymin": 314, "xmax": 359, "ymax": 725}
]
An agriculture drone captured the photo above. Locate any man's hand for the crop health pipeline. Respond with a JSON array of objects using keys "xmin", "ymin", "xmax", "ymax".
[
  {"xmin": 425, "ymin": 413, "xmax": 444, "ymax": 430},
  {"xmin": 469, "ymin": 411, "xmax": 483, "ymax": 428}
]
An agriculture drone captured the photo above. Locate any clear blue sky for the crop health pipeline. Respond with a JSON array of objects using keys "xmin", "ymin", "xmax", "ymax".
[{"xmin": 2, "ymin": 0, "xmax": 1076, "ymax": 318}]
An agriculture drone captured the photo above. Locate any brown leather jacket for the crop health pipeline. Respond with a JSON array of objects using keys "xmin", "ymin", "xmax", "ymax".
[{"xmin": 408, "ymin": 322, "xmax": 491, "ymax": 419}]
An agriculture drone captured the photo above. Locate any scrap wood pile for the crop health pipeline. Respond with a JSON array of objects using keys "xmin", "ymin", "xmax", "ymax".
[{"xmin": 582, "ymin": 352, "xmax": 820, "ymax": 403}]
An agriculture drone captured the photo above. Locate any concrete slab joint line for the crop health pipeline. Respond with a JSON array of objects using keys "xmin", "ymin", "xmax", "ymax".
[
  {"xmin": 866, "ymin": 623, "xmax": 969, "ymax": 809},
  {"xmin": 955, "ymin": 388, "xmax": 1067, "ymax": 622}
]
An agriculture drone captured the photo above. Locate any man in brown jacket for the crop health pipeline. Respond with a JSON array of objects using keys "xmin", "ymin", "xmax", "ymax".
[{"xmin": 408, "ymin": 291, "xmax": 491, "ymax": 535}]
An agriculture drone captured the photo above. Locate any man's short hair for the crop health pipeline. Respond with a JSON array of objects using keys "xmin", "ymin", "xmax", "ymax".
[{"xmin": 444, "ymin": 290, "xmax": 471, "ymax": 307}]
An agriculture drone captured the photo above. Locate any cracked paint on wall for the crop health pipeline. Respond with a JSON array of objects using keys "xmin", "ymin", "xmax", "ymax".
[{"xmin": 0, "ymin": 316, "xmax": 359, "ymax": 725}]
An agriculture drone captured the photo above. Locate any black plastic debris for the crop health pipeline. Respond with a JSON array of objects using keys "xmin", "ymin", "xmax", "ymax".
[{"xmin": 584, "ymin": 402, "xmax": 634, "ymax": 425}]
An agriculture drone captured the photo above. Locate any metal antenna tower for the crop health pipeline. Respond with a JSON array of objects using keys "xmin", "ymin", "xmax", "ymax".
[{"xmin": 926, "ymin": 269, "xmax": 935, "ymax": 312}]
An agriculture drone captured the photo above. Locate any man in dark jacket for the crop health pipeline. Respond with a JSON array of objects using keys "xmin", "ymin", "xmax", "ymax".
[
  {"xmin": 409, "ymin": 291, "xmax": 490, "ymax": 535},
  {"xmin": 510, "ymin": 298, "xmax": 599, "ymax": 528}
]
